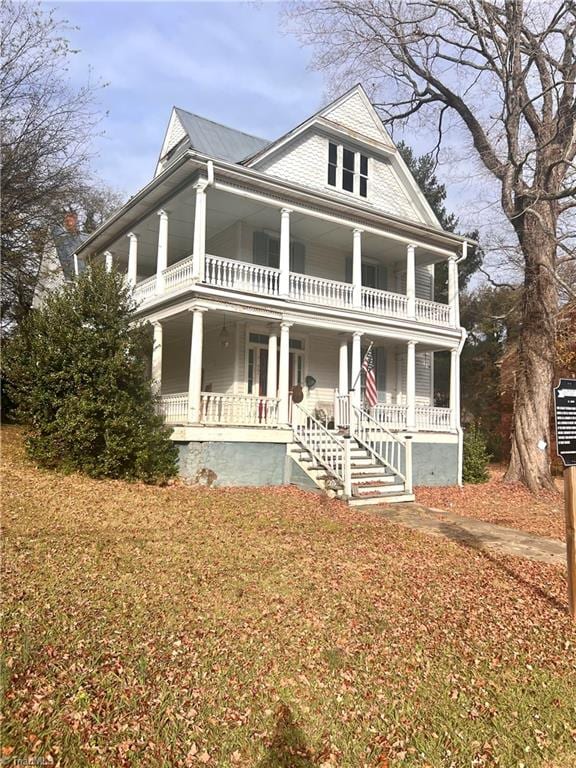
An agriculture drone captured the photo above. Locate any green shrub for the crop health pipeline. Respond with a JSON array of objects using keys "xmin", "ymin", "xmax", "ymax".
[
  {"xmin": 462, "ymin": 425, "xmax": 491, "ymax": 484},
  {"xmin": 4, "ymin": 265, "xmax": 178, "ymax": 483}
]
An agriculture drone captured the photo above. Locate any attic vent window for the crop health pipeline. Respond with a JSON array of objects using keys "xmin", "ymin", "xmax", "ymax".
[{"xmin": 327, "ymin": 142, "xmax": 369, "ymax": 198}]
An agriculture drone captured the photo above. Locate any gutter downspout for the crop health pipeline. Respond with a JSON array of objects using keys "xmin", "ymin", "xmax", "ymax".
[{"xmin": 456, "ymin": 327, "xmax": 467, "ymax": 486}]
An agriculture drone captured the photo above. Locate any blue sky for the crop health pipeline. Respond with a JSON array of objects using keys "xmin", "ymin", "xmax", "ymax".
[{"xmin": 52, "ymin": 2, "xmax": 326, "ymax": 197}]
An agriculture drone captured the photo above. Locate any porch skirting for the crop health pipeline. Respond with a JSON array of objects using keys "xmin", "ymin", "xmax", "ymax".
[{"xmin": 175, "ymin": 438, "xmax": 458, "ymax": 488}]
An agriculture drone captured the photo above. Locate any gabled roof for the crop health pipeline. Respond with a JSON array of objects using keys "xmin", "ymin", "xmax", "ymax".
[{"xmin": 164, "ymin": 108, "xmax": 270, "ymax": 164}]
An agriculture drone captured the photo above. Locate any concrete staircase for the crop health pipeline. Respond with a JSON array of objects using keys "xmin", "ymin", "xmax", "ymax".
[{"xmin": 288, "ymin": 428, "xmax": 415, "ymax": 506}]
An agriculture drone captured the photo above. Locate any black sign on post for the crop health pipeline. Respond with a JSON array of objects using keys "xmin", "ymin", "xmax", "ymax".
[{"xmin": 555, "ymin": 378, "xmax": 576, "ymax": 467}]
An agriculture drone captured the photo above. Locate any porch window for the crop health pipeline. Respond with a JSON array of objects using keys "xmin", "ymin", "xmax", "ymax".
[{"xmin": 252, "ymin": 232, "xmax": 306, "ymax": 273}]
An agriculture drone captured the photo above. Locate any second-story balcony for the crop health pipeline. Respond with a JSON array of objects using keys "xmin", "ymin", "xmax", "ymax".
[
  {"xmin": 133, "ymin": 252, "xmax": 453, "ymax": 327},
  {"xmin": 93, "ymin": 180, "xmax": 462, "ymax": 330}
]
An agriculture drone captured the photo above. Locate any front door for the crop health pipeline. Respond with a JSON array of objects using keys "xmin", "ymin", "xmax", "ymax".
[{"xmin": 247, "ymin": 345, "xmax": 269, "ymax": 396}]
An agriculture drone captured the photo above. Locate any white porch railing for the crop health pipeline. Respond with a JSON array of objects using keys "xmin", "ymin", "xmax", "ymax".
[
  {"xmin": 371, "ymin": 404, "xmax": 408, "ymax": 430},
  {"xmin": 415, "ymin": 297, "xmax": 451, "ymax": 326},
  {"xmin": 290, "ymin": 273, "xmax": 354, "ymax": 307},
  {"xmin": 160, "ymin": 393, "xmax": 189, "ymax": 424},
  {"xmin": 351, "ymin": 404, "xmax": 407, "ymax": 484},
  {"xmin": 362, "ymin": 287, "xmax": 408, "ymax": 318},
  {"xmin": 133, "ymin": 275, "xmax": 157, "ymax": 304},
  {"xmin": 292, "ymin": 403, "xmax": 346, "ymax": 486},
  {"xmin": 201, "ymin": 392, "xmax": 279, "ymax": 427},
  {"xmin": 204, "ymin": 254, "xmax": 280, "ymax": 297},
  {"xmin": 164, "ymin": 255, "xmax": 195, "ymax": 291},
  {"xmin": 416, "ymin": 406, "xmax": 452, "ymax": 431},
  {"xmin": 334, "ymin": 393, "xmax": 351, "ymax": 429}
]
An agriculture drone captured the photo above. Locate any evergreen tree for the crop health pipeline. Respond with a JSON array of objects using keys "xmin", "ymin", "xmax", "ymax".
[
  {"xmin": 397, "ymin": 141, "xmax": 483, "ymax": 296},
  {"xmin": 4, "ymin": 265, "xmax": 178, "ymax": 483}
]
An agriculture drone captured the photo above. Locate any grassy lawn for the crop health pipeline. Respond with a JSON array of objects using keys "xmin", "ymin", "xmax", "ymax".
[{"xmin": 2, "ymin": 426, "xmax": 575, "ymax": 767}]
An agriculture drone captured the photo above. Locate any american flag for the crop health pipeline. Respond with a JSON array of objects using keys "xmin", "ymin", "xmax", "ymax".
[{"xmin": 361, "ymin": 343, "xmax": 378, "ymax": 408}]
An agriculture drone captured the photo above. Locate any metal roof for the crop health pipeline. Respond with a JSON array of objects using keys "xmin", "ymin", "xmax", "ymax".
[{"xmin": 174, "ymin": 108, "xmax": 270, "ymax": 163}]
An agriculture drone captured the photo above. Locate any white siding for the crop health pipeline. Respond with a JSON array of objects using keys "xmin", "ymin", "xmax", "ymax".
[
  {"xmin": 395, "ymin": 264, "xmax": 434, "ymax": 300},
  {"xmin": 323, "ymin": 90, "xmax": 392, "ymax": 146},
  {"xmin": 256, "ymin": 132, "xmax": 423, "ymax": 223},
  {"xmin": 396, "ymin": 350, "xmax": 433, "ymax": 406}
]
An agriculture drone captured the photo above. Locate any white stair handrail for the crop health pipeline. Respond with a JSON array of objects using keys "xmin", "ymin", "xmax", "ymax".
[
  {"xmin": 350, "ymin": 403, "xmax": 407, "ymax": 483},
  {"xmin": 292, "ymin": 403, "xmax": 348, "ymax": 487}
]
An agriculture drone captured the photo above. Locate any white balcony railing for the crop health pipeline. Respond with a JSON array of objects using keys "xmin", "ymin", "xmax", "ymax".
[
  {"xmin": 133, "ymin": 275, "xmax": 156, "ymax": 304},
  {"xmin": 362, "ymin": 287, "xmax": 408, "ymax": 318},
  {"xmin": 415, "ymin": 297, "xmax": 451, "ymax": 326},
  {"xmin": 132, "ymin": 254, "xmax": 454, "ymax": 328},
  {"xmin": 290, "ymin": 273, "xmax": 354, "ymax": 307},
  {"xmin": 164, "ymin": 255, "xmax": 195, "ymax": 291},
  {"xmin": 416, "ymin": 406, "xmax": 452, "ymax": 431},
  {"xmin": 205, "ymin": 254, "xmax": 280, "ymax": 297}
]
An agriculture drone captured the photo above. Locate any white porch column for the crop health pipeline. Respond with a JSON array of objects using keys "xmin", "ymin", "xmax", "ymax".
[
  {"xmin": 278, "ymin": 321, "xmax": 292, "ymax": 424},
  {"xmin": 279, "ymin": 208, "xmax": 291, "ymax": 298},
  {"xmin": 352, "ymin": 228, "xmax": 362, "ymax": 309},
  {"xmin": 406, "ymin": 243, "xmax": 416, "ymax": 319},
  {"xmin": 104, "ymin": 251, "xmax": 113, "ymax": 273},
  {"xmin": 151, "ymin": 322, "xmax": 163, "ymax": 394},
  {"xmin": 266, "ymin": 330, "xmax": 278, "ymax": 398},
  {"xmin": 449, "ymin": 347, "xmax": 460, "ymax": 430},
  {"xmin": 406, "ymin": 340, "xmax": 416, "ymax": 430},
  {"xmin": 338, "ymin": 336, "xmax": 349, "ymax": 395},
  {"xmin": 192, "ymin": 182, "xmax": 207, "ymax": 282},
  {"xmin": 350, "ymin": 331, "xmax": 363, "ymax": 409},
  {"xmin": 447, "ymin": 256, "xmax": 459, "ymax": 327},
  {"xmin": 127, "ymin": 232, "xmax": 138, "ymax": 286},
  {"xmin": 156, "ymin": 209, "xmax": 169, "ymax": 294},
  {"xmin": 188, "ymin": 308, "xmax": 205, "ymax": 423}
]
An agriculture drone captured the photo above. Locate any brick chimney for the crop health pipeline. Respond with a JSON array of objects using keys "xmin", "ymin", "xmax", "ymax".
[{"xmin": 63, "ymin": 211, "xmax": 79, "ymax": 234}]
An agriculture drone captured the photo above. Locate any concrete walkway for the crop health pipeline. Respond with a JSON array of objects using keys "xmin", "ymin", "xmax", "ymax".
[{"xmin": 376, "ymin": 503, "xmax": 566, "ymax": 566}]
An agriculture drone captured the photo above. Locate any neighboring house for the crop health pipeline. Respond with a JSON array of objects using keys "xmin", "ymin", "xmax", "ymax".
[
  {"xmin": 71, "ymin": 85, "xmax": 468, "ymax": 503},
  {"xmin": 33, "ymin": 212, "xmax": 87, "ymax": 308}
]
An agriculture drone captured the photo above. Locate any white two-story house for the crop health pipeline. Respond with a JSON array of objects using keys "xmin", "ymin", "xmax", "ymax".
[{"xmin": 72, "ymin": 85, "xmax": 468, "ymax": 504}]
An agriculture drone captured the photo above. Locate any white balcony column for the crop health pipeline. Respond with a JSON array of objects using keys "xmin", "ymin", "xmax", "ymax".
[
  {"xmin": 127, "ymin": 232, "xmax": 138, "ymax": 286},
  {"xmin": 350, "ymin": 331, "xmax": 363, "ymax": 409},
  {"xmin": 266, "ymin": 330, "xmax": 278, "ymax": 398},
  {"xmin": 406, "ymin": 243, "xmax": 416, "ymax": 319},
  {"xmin": 406, "ymin": 340, "xmax": 416, "ymax": 430},
  {"xmin": 156, "ymin": 209, "xmax": 169, "ymax": 294},
  {"xmin": 151, "ymin": 322, "xmax": 163, "ymax": 394},
  {"xmin": 104, "ymin": 251, "xmax": 113, "ymax": 273},
  {"xmin": 279, "ymin": 208, "xmax": 291, "ymax": 298},
  {"xmin": 352, "ymin": 228, "xmax": 363, "ymax": 309},
  {"xmin": 449, "ymin": 347, "xmax": 460, "ymax": 430},
  {"xmin": 278, "ymin": 321, "xmax": 292, "ymax": 424},
  {"xmin": 188, "ymin": 308, "xmax": 205, "ymax": 423},
  {"xmin": 447, "ymin": 255, "xmax": 459, "ymax": 327},
  {"xmin": 192, "ymin": 181, "xmax": 208, "ymax": 282},
  {"xmin": 338, "ymin": 336, "xmax": 349, "ymax": 395}
]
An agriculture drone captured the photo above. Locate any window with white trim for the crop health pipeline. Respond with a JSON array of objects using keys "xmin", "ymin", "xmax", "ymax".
[{"xmin": 327, "ymin": 141, "xmax": 369, "ymax": 198}]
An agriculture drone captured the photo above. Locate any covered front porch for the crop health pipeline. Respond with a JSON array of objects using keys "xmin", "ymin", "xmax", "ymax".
[{"xmin": 151, "ymin": 308, "xmax": 460, "ymax": 434}]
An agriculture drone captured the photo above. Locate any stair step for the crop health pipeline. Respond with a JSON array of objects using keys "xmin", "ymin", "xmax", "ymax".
[
  {"xmin": 348, "ymin": 493, "xmax": 415, "ymax": 506},
  {"xmin": 352, "ymin": 475, "xmax": 398, "ymax": 485},
  {"xmin": 354, "ymin": 483, "xmax": 405, "ymax": 496}
]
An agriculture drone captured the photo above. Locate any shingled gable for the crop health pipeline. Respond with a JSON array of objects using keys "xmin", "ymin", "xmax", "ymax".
[{"xmin": 242, "ymin": 84, "xmax": 442, "ymax": 229}]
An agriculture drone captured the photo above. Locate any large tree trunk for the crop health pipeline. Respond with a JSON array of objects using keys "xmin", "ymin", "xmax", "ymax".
[{"xmin": 504, "ymin": 202, "xmax": 558, "ymax": 492}]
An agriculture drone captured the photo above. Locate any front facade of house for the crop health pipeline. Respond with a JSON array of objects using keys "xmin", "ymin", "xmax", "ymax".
[{"xmin": 73, "ymin": 86, "xmax": 467, "ymax": 503}]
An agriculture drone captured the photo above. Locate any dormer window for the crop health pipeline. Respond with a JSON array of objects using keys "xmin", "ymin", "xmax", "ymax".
[{"xmin": 327, "ymin": 142, "xmax": 369, "ymax": 198}]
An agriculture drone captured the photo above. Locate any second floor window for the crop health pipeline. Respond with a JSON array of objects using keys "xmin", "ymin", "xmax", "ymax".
[{"xmin": 327, "ymin": 142, "xmax": 369, "ymax": 198}]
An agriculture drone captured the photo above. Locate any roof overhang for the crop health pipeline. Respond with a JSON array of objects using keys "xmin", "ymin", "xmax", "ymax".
[{"xmin": 76, "ymin": 149, "xmax": 473, "ymax": 258}]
